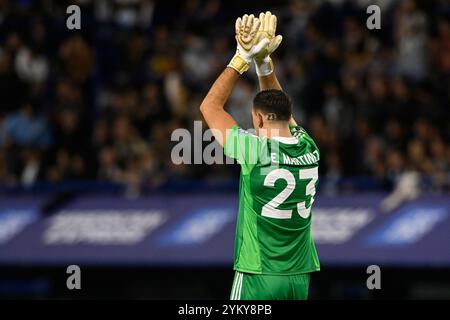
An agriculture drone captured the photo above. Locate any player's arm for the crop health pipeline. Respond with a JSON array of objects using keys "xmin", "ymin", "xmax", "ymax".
[
  {"xmin": 199, "ymin": 68, "xmax": 239, "ymax": 146},
  {"xmin": 257, "ymin": 64, "xmax": 299, "ymax": 125},
  {"xmin": 200, "ymin": 14, "xmax": 270, "ymax": 146},
  {"xmin": 253, "ymin": 11, "xmax": 298, "ymax": 126},
  {"xmin": 258, "ymin": 71, "xmax": 282, "ymax": 91}
]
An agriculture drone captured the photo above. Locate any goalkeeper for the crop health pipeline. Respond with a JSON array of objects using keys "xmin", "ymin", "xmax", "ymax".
[{"xmin": 200, "ymin": 12, "xmax": 320, "ymax": 300}]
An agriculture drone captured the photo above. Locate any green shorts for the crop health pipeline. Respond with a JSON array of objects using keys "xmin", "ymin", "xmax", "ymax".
[{"xmin": 230, "ymin": 271, "xmax": 311, "ymax": 300}]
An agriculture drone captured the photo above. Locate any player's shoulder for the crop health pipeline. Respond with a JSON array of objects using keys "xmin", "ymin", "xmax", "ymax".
[
  {"xmin": 234, "ymin": 126, "xmax": 259, "ymax": 138},
  {"xmin": 225, "ymin": 125, "xmax": 264, "ymax": 158},
  {"xmin": 289, "ymin": 125, "xmax": 319, "ymax": 150},
  {"xmin": 229, "ymin": 126, "xmax": 263, "ymax": 145},
  {"xmin": 289, "ymin": 125, "xmax": 310, "ymax": 139}
]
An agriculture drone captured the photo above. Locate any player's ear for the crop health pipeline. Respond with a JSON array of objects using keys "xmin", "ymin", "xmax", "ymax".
[
  {"xmin": 257, "ymin": 112, "xmax": 264, "ymax": 128},
  {"xmin": 252, "ymin": 108, "xmax": 264, "ymax": 128}
]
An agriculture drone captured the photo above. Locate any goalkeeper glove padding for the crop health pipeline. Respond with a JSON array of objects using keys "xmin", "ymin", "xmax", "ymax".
[
  {"xmin": 228, "ymin": 14, "xmax": 270, "ymax": 74},
  {"xmin": 253, "ymin": 11, "xmax": 283, "ymax": 76}
]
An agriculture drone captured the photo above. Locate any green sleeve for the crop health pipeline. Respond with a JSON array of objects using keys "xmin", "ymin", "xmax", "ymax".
[
  {"xmin": 289, "ymin": 125, "xmax": 321, "ymax": 159},
  {"xmin": 289, "ymin": 124, "xmax": 306, "ymax": 138},
  {"xmin": 224, "ymin": 126, "xmax": 260, "ymax": 173}
]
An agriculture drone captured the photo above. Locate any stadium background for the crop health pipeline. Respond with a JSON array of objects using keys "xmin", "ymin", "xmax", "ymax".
[{"xmin": 0, "ymin": 0, "xmax": 449, "ymax": 299}]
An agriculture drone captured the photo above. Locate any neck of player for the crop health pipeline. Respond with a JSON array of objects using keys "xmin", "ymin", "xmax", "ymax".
[{"xmin": 258, "ymin": 124, "xmax": 293, "ymax": 139}]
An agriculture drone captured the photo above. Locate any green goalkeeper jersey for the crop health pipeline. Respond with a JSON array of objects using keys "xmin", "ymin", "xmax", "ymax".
[{"xmin": 224, "ymin": 125, "xmax": 321, "ymax": 275}]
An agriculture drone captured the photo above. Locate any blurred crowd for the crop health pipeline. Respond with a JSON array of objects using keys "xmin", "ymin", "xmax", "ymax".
[{"xmin": 0, "ymin": 0, "xmax": 448, "ymax": 194}]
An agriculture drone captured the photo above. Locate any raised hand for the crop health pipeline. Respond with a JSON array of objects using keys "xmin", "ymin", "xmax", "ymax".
[
  {"xmin": 253, "ymin": 11, "xmax": 283, "ymax": 76},
  {"xmin": 228, "ymin": 14, "xmax": 270, "ymax": 74}
]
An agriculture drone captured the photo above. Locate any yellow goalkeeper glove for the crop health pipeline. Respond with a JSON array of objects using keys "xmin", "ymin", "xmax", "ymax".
[
  {"xmin": 228, "ymin": 14, "xmax": 270, "ymax": 74},
  {"xmin": 253, "ymin": 11, "xmax": 283, "ymax": 76}
]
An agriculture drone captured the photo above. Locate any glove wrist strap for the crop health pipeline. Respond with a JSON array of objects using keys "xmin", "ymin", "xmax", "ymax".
[
  {"xmin": 228, "ymin": 54, "xmax": 250, "ymax": 74},
  {"xmin": 255, "ymin": 57, "xmax": 274, "ymax": 76}
]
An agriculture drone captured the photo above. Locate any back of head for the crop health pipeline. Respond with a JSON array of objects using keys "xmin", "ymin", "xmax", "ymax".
[{"xmin": 253, "ymin": 89, "xmax": 292, "ymax": 123}]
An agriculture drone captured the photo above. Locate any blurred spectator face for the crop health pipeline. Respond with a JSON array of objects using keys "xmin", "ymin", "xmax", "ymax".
[
  {"xmin": 183, "ymin": 0, "xmax": 200, "ymax": 17},
  {"xmin": 305, "ymin": 23, "xmax": 320, "ymax": 42},
  {"xmin": 72, "ymin": 154, "xmax": 85, "ymax": 176},
  {"xmin": 154, "ymin": 27, "xmax": 170, "ymax": 52},
  {"xmin": 289, "ymin": 0, "xmax": 312, "ymax": 13},
  {"xmin": 56, "ymin": 80, "xmax": 82, "ymax": 105},
  {"xmin": 386, "ymin": 149, "xmax": 404, "ymax": 171},
  {"xmin": 93, "ymin": 120, "xmax": 109, "ymax": 146},
  {"xmin": 368, "ymin": 76, "xmax": 387, "ymax": 100},
  {"xmin": 325, "ymin": 151, "xmax": 341, "ymax": 174},
  {"xmin": 141, "ymin": 148, "xmax": 158, "ymax": 173},
  {"xmin": 355, "ymin": 118, "xmax": 370, "ymax": 138},
  {"xmin": 59, "ymin": 36, "xmax": 93, "ymax": 84},
  {"xmin": 128, "ymin": 33, "xmax": 146, "ymax": 61},
  {"xmin": 31, "ymin": 18, "xmax": 46, "ymax": 46},
  {"xmin": 22, "ymin": 103, "xmax": 35, "ymax": 118},
  {"xmin": 435, "ymin": 19, "xmax": 450, "ymax": 72},
  {"xmin": 58, "ymin": 109, "xmax": 80, "ymax": 134},
  {"xmin": 401, "ymin": 0, "xmax": 417, "ymax": 14},
  {"xmin": 341, "ymin": 72, "xmax": 359, "ymax": 94},
  {"xmin": 438, "ymin": 19, "xmax": 450, "ymax": 37},
  {"xmin": 308, "ymin": 115, "xmax": 333, "ymax": 147},
  {"xmin": 212, "ymin": 36, "xmax": 228, "ymax": 54},
  {"xmin": 142, "ymin": 83, "xmax": 160, "ymax": 108},
  {"xmin": 99, "ymin": 146, "xmax": 117, "ymax": 168},
  {"xmin": 0, "ymin": 52, "xmax": 11, "ymax": 73},
  {"xmin": 324, "ymin": 83, "xmax": 339, "ymax": 98},
  {"xmin": 113, "ymin": 118, "xmax": 132, "ymax": 142},
  {"xmin": 151, "ymin": 122, "xmax": 169, "ymax": 145},
  {"xmin": 111, "ymin": 92, "xmax": 129, "ymax": 113},
  {"xmin": 430, "ymin": 138, "xmax": 445, "ymax": 159},
  {"xmin": 343, "ymin": 17, "xmax": 364, "ymax": 50},
  {"xmin": 5, "ymin": 32, "xmax": 22, "ymax": 52},
  {"xmin": 125, "ymin": 89, "xmax": 138, "ymax": 109},
  {"xmin": 413, "ymin": 119, "xmax": 431, "ymax": 141},
  {"xmin": 309, "ymin": 115, "xmax": 326, "ymax": 136},
  {"xmin": 385, "ymin": 120, "xmax": 403, "ymax": 142},
  {"xmin": 23, "ymin": 148, "xmax": 41, "ymax": 163},
  {"xmin": 56, "ymin": 149, "xmax": 70, "ymax": 167},
  {"xmin": 365, "ymin": 137, "xmax": 383, "ymax": 163},
  {"xmin": 391, "ymin": 78, "xmax": 409, "ymax": 100},
  {"xmin": 203, "ymin": 0, "xmax": 220, "ymax": 18},
  {"xmin": 408, "ymin": 139, "xmax": 425, "ymax": 163}
]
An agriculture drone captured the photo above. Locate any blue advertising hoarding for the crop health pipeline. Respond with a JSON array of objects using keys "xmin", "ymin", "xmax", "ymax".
[{"xmin": 0, "ymin": 194, "xmax": 449, "ymax": 267}]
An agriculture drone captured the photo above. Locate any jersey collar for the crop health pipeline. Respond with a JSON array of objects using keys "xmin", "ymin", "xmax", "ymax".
[{"xmin": 270, "ymin": 136, "xmax": 298, "ymax": 144}]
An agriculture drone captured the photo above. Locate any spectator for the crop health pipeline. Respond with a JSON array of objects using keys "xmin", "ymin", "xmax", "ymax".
[
  {"xmin": 0, "ymin": 101, "xmax": 51, "ymax": 149},
  {"xmin": 0, "ymin": 0, "xmax": 447, "ymax": 194}
]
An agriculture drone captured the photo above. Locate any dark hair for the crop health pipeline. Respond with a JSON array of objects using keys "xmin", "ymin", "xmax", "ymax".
[{"xmin": 253, "ymin": 89, "xmax": 292, "ymax": 121}]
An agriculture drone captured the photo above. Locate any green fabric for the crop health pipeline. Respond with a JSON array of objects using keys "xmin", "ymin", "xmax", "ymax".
[
  {"xmin": 230, "ymin": 271, "xmax": 311, "ymax": 300},
  {"xmin": 224, "ymin": 125, "xmax": 321, "ymax": 275}
]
